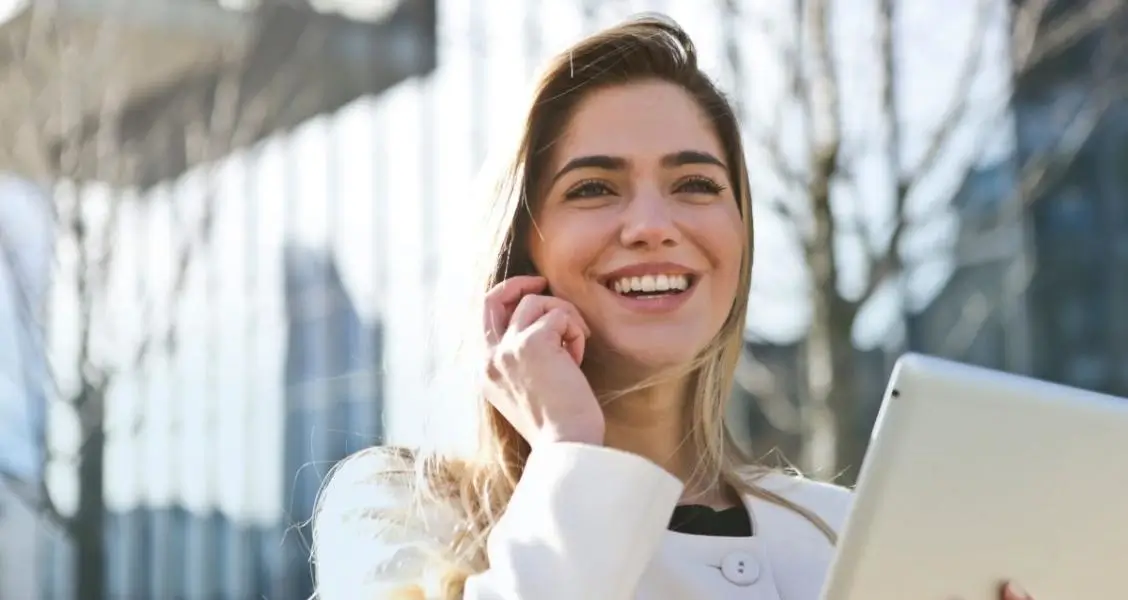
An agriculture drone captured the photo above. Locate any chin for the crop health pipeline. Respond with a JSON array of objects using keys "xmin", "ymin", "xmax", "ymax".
[{"xmin": 596, "ymin": 332, "xmax": 708, "ymax": 372}]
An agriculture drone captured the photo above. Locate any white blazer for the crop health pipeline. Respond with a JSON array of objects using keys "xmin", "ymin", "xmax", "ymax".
[{"xmin": 314, "ymin": 442, "xmax": 854, "ymax": 600}]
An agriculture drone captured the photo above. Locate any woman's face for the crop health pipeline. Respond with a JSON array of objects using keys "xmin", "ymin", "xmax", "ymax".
[{"xmin": 527, "ymin": 80, "xmax": 745, "ymax": 368}]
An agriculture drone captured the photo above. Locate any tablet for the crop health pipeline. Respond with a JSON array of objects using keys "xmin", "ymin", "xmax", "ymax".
[{"xmin": 821, "ymin": 353, "xmax": 1128, "ymax": 600}]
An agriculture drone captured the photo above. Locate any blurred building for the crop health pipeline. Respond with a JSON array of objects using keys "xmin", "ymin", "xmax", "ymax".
[
  {"xmin": 907, "ymin": 161, "xmax": 1030, "ymax": 372},
  {"xmin": 0, "ymin": 177, "xmax": 53, "ymax": 600},
  {"xmin": 58, "ymin": 244, "xmax": 383, "ymax": 600},
  {"xmin": 913, "ymin": 1, "xmax": 1128, "ymax": 398},
  {"xmin": 99, "ymin": 506, "xmax": 276, "ymax": 599},
  {"xmin": 1016, "ymin": 1, "xmax": 1128, "ymax": 397},
  {"xmin": 0, "ymin": 480, "xmax": 45, "ymax": 600},
  {"xmin": 0, "ymin": 0, "xmax": 765, "ymax": 593},
  {"xmin": 279, "ymin": 244, "xmax": 384, "ymax": 599},
  {"xmin": 0, "ymin": 0, "xmax": 435, "ymax": 598},
  {"xmin": 0, "ymin": 0, "xmax": 438, "ymax": 188}
]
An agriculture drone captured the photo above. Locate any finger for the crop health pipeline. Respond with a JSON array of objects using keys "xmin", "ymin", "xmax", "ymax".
[
  {"xmin": 1001, "ymin": 582, "xmax": 1032, "ymax": 600},
  {"xmin": 483, "ymin": 276, "xmax": 547, "ymax": 345},
  {"xmin": 510, "ymin": 295, "xmax": 591, "ymax": 337},
  {"xmin": 562, "ymin": 317, "xmax": 586, "ymax": 366},
  {"xmin": 527, "ymin": 308, "xmax": 587, "ymax": 365}
]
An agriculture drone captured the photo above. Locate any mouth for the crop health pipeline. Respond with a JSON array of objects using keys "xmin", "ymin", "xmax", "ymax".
[{"xmin": 604, "ymin": 273, "xmax": 697, "ymax": 299}]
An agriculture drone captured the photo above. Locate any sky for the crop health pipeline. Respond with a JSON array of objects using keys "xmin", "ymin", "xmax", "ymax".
[{"xmin": 0, "ymin": 0, "xmax": 1018, "ymax": 522}]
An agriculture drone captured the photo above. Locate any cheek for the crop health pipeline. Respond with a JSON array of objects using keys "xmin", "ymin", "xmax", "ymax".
[
  {"xmin": 701, "ymin": 207, "xmax": 746, "ymax": 276},
  {"xmin": 697, "ymin": 210, "xmax": 746, "ymax": 314},
  {"xmin": 528, "ymin": 214, "xmax": 608, "ymax": 286}
]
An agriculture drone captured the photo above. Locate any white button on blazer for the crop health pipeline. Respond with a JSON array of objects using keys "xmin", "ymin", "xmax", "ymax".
[{"xmin": 315, "ymin": 442, "xmax": 854, "ymax": 600}]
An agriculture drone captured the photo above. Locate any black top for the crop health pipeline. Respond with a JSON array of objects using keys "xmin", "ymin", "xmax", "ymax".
[{"xmin": 668, "ymin": 504, "xmax": 753, "ymax": 537}]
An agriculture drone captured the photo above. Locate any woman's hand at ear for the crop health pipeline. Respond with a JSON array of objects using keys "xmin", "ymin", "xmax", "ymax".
[{"xmin": 483, "ymin": 275, "xmax": 604, "ymax": 447}]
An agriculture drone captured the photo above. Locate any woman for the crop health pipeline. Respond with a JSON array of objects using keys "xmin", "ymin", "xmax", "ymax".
[{"xmin": 313, "ymin": 15, "xmax": 1034, "ymax": 600}]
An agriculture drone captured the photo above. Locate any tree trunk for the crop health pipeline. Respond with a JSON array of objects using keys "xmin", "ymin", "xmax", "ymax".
[
  {"xmin": 799, "ymin": 312, "xmax": 838, "ymax": 476},
  {"xmin": 802, "ymin": 137, "xmax": 856, "ymax": 479},
  {"xmin": 828, "ymin": 350, "xmax": 868, "ymax": 486},
  {"xmin": 74, "ymin": 382, "xmax": 106, "ymax": 600},
  {"xmin": 802, "ymin": 288, "xmax": 863, "ymax": 483},
  {"xmin": 802, "ymin": 241, "xmax": 839, "ymax": 474}
]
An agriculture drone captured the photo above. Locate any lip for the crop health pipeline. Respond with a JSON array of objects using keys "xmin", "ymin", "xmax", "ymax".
[
  {"xmin": 597, "ymin": 261, "xmax": 700, "ymax": 315},
  {"xmin": 600, "ymin": 276, "xmax": 698, "ymax": 315},
  {"xmin": 598, "ymin": 261, "xmax": 699, "ymax": 284}
]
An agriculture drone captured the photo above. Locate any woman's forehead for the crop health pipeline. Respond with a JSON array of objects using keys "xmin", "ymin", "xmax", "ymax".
[{"xmin": 552, "ymin": 81, "xmax": 724, "ymax": 167}]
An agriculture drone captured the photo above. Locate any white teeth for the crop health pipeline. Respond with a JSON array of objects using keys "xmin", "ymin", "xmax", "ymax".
[{"xmin": 611, "ymin": 274, "xmax": 690, "ymax": 295}]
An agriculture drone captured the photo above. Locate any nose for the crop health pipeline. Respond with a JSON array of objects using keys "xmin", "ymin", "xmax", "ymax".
[{"xmin": 619, "ymin": 187, "xmax": 680, "ymax": 250}]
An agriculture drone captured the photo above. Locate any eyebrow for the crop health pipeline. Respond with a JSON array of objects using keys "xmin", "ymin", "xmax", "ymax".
[{"xmin": 550, "ymin": 150, "xmax": 727, "ymax": 184}]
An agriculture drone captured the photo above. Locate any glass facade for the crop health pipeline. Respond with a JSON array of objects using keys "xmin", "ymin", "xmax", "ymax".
[
  {"xmin": 17, "ymin": 2, "xmax": 757, "ymax": 597},
  {"xmin": 3, "ymin": 0, "xmax": 1124, "ymax": 597},
  {"xmin": 908, "ymin": 161, "xmax": 1029, "ymax": 372},
  {"xmin": 1017, "ymin": 9, "xmax": 1128, "ymax": 396},
  {"xmin": 280, "ymin": 243, "xmax": 383, "ymax": 599},
  {"xmin": 1028, "ymin": 134, "xmax": 1126, "ymax": 394},
  {"xmin": 0, "ymin": 177, "xmax": 53, "ymax": 600},
  {"xmin": 916, "ymin": 13, "xmax": 1128, "ymax": 397},
  {"xmin": 0, "ymin": 178, "xmax": 51, "ymax": 483}
]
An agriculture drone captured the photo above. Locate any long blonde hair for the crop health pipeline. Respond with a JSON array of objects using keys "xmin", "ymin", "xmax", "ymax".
[{"xmin": 318, "ymin": 14, "xmax": 835, "ymax": 599}]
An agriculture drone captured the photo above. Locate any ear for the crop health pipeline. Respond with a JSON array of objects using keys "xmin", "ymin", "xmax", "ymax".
[{"xmin": 502, "ymin": 255, "xmax": 538, "ymax": 280}]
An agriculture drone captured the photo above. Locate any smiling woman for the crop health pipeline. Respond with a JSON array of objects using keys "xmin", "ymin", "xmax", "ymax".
[{"xmin": 311, "ymin": 14, "xmax": 1035, "ymax": 600}]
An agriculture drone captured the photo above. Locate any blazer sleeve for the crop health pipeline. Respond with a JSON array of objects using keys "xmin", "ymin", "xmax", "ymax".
[{"xmin": 313, "ymin": 443, "xmax": 685, "ymax": 600}]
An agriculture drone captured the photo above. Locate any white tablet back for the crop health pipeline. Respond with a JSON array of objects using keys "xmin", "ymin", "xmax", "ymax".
[{"xmin": 821, "ymin": 353, "xmax": 1128, "ymax": 600}]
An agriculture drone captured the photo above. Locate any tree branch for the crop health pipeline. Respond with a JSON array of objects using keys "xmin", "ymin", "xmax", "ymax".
[
  {"xmin": 854, "ymin": 0, "xmax": 911, "ymax": 307},
  {"xmin": 1001, "ymin": 77, "xmax": 1123, "ymax": 220},
  {"xmin": 0, "ymin": 5, "xmax": 333, "ymax": 542},
  {"xmin": 720, "ymin": 0, "xmax": 745, "ymax": 120},
  {"xmin": 893, "ymin": 70, "xmax": 1122, "ymax": 276},
  {"xmin": 807, "ymin": 0, "xmax": 842, "ymax": 156},
  {"xmin": 855, "ymin": 0, "xmax": 900, "ymax": 273},
  {"xmin": 127, "ymin": 20, "xmax": 328, "ymax": 372},
  {"xmin": 805, "ymin": 0, "xmax": 843, "ymax": 212},
  {"xmin": 744, "ymin": 0, "xmax": 814, "ymax": 239},
  {"xmin": 1010, "ymin": 0, "xmax": 1053, "ymax": 72},
  {"xmin": 801, "ymin": 0, "xmax": 844, "ymax": 302},
  {"xmin": 912, "ymin": 70, "xmax": 1126, "ymax": 241},
  {"xmin": 1013, "ymin": 0, "xmax": 1125, "ymax": 73},
  {"xmin": 938, "ymin": 259, "xmax": 1036, "ymax": 358},
  {"xmin": 859, "ymin": 0, "xmax": 1120, "ymax": 308}
]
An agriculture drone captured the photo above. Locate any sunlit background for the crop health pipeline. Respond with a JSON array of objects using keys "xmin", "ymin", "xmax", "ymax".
[{"xmin": 0, "ymin": 0, "xmax": 1125, "ymax": 598}]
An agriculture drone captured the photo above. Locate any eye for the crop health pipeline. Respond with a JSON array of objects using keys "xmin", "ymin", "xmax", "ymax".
[
  {"xmin": 675, "ymin": 175, "xmax": 726, "ymax": 195},
  {"xmin": 565, "ymin": 179, "xmax": 615, "ymax": 199}
]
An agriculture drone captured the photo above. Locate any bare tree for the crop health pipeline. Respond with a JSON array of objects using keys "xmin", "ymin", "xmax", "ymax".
[
  {"xmin": 0, "ymin": 3, "xmax": 347, "ymax": 598},
  {"xmin": 733, "ymin": 0, "xmax": 1128, "ymax": 481}
]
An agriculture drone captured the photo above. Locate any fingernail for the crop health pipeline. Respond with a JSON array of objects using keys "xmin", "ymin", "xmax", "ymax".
[{"xmin": 1006, "ymin": 583, "xmax": 1031, "ymax": 600}]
